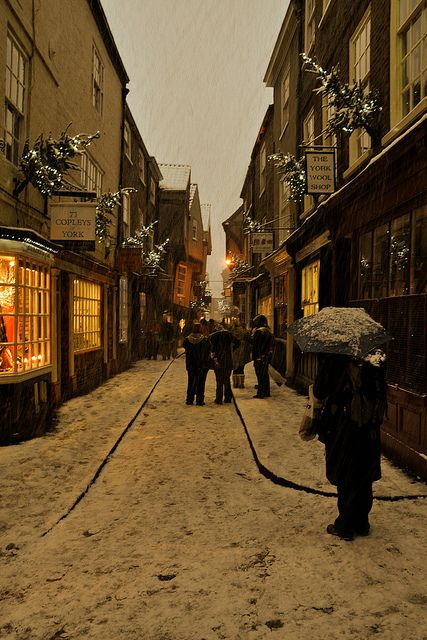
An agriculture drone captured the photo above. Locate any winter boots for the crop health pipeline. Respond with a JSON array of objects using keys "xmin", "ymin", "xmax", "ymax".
[{"xmin": 233, "ymin": 374, "xmax": 245, "ymax": 389}]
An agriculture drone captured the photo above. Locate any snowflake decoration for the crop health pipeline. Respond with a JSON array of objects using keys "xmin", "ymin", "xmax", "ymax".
[{"xmin": 95, "ymin": 188, "xmax": 137, "ymax": 243}]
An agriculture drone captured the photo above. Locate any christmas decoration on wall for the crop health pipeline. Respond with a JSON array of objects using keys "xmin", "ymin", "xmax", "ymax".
[
  {"xmin": 243, "ymin": 213, "xmax": 263, "ymax": 234},
  {"xmin": 95, "ymin": 188, "xmax": 137, "ymax": 243},
  {"xmin": 191, "ymin": 279, "xmax": 212, "ymax": 313},
  {"xmin": 121, "ymin": 221, "xmax": 169, "ymax": 276},
  {"xmin": 301, "ymin": 54, "xmax": 382, "ymax": 143},
  {"xmin": 15, "ymin": 125, "xmax": 100, "ymax": 197},
  {"xmin": 217, "ymin": 299, "xmax": 239, "ymax": 317},
  {"xmin": 268, "ymin": 152, "xmax": 306, "ymax": 202},
  {"xmin": 226, "ymin": 254, "xmax": 252, "ymax": 279}
]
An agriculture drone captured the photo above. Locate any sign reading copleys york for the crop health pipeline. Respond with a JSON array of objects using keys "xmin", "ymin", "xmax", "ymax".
[
  {"xmin": 305, "ymin": 151, "xmax": 336, "ymax": 195},
  {"xmin": 50, "ymin": 202, "xmax": 96, "ymax": 250},
  {"xmin": 251, "ymin": 232, "xmax": 273, "ymax": 254}
]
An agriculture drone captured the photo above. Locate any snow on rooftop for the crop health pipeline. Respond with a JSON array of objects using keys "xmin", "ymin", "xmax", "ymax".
[{"xmin": 159, "ymin": 163, "xmax": 191, "ymax": 191}]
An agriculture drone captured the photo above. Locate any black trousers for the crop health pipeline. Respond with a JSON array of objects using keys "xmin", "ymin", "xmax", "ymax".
[
  {"xmin": 214, "ymin": 368, "xmax": 232, "ymax": 402},
  {"xmin": 254, "ymin": 358, "xmax": 270, "ymax": 397},
  {"xmin": 186, "ymin": 368, "xmax": 208, "ymax": 404},
  {"xmin": 335, "ymin": 479, "xmax": 373, "ymax": 534}
]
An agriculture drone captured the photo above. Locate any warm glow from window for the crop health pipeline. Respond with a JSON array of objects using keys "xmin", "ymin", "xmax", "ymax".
[{"xmin": 73, "ymin": 279, "xmax": 101, "ymax": 352}]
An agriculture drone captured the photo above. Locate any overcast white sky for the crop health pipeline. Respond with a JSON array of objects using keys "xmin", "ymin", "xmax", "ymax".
[{"xmin": 101, "ymin": 0, "xmax": 288, "ymax": 296}]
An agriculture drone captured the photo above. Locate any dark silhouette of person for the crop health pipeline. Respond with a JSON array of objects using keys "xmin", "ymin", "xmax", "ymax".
[
  {"xmin": 209, "ymin": 326, "xmax": 238, "ymax": 404},
  {"xmin": 251, "ymin": 314, "xmax": 275, "ymax": 398},
  {"xmin": 313, "ymin": 350, "xmax": 387, "ymax": 541},
  {"xmin": 182, "ymin": 322, "xmax": 212, "ymax": 406}
]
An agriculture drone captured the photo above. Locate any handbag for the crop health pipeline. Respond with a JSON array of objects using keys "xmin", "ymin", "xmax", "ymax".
[{"xmin": 299, "ymin": 384, "xmax": 325, "ymax": 441}]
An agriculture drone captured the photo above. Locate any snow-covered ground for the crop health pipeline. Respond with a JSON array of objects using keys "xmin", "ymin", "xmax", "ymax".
[{"xmin": 0, "ymin": 355, "xmax": 426, "ymax": 639}]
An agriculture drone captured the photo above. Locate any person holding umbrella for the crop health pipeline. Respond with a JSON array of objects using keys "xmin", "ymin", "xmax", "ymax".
[{"xmin": 288, "ymin": 307, "xmax": 390, "ymax": 541}]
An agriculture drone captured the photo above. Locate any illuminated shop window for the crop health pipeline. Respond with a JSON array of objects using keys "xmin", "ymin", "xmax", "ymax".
[
  {"xmin": 0, "ymin": 256, "xmax": 50, "ymax": 374},
  {"xmin": 301, "ymin": 260, "xmax": 320, "ymax": 317},
  {"xmin": 73, "ymin": 279, "xmax": 101, "ymax": 352}
]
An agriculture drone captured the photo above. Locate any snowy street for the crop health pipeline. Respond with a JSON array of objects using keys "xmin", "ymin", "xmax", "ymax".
[{"xmin": 0, "ymin": 355, "xmax": 426, "ymax": 640}]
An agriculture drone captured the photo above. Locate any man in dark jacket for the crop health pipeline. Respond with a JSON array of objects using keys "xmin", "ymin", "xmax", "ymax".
[
  {"xmin": 251, "ymin": 314, "xmax": 275, "ymax": 398},
  {"xmin": 182, "ymin": 322, "xmax": 212, "ymax": 406},
  {"xmin": 313, "ymin": 351, "xmax": 387, "ymax": 541},
  {"xmin": 209, "ymin": 326, "xmax": 238, "ymax": 404}
]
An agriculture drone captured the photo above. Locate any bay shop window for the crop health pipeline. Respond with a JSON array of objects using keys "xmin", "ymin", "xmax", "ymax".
[{"xmin": 0, "ymin": 256, "xmax": 50, "ymax": 375}]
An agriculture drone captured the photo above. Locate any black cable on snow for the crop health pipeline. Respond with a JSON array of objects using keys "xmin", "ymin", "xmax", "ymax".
[
  {"xmin": 41, "ymin": 360, "xmax": 176, "ymax": 537},
  {"xmin": 232, "ymin": 396, "xmax": 427, "ymax": 503}
]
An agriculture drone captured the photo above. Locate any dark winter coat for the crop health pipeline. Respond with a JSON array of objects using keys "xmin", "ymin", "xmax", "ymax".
[
  {"xmin": 252, "ymin": 326, "xmax": 275, "ymax": 362},
  {"xmin": 183, "ymin": 333, "xmax": 212, "ymax": 371},
  {"xmin": 209, "ymin": 329, "xmax": 238, "ymax": 372},
  {"xmin": 313, "ymin": 354, "xmax": 386, "ymax": 486}
]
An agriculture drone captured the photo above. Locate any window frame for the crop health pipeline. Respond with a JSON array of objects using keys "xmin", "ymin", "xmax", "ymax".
[
  {"xmin": 280, "ymin": 62, "xmax": 290, "ymax": 136},
  {"xmin": 73, "ymin": 278, "xmax": 101, "ymax": 353},
  {"xmin": 124, "ymin": 121, "xmax": 131, "ymax": 161},
  {"xmin": 301, "ymin": 259, "xmax": 320, "ymax": 317},
  {"xmin": 81, "ymin": 152, "xmax": 103, "ymax": 197},
  {"xmin": 138, "ymin": 148, "xmax": 146, "ymax": 184},
  {"xmin": 4, "ymin": 32, "xmax": 26, "ymax": 165},
  {"xmin": 176, "ymin": 264, "xmax": 187, "ymax": 299},
  {"xmin": 119, "ymin": 276, "xmax": 129, "ymax": 343},
  {"xmin": 92, "ymin": 44, "xmax": 104, "ymax": 114},
  {"xmin": 122, "ymin": 191, "xmax": 130, "ymax": 239},
  {"xmin": 349, "ymin": 9, "xmax": 372, "ymax": 165},
  {"xmin": 259, "ymin": 141, "xmax": 267, "ymax": 196},
  {"xmin": 305, "ymin": 0, "xmax": 316, "ymax": 53}
]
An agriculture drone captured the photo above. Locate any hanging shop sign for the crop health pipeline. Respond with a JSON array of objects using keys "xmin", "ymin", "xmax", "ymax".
[
  {"xmin": 251, "ymin": 232, "xmax": 273, "ymax": 254},
  {"xmin": 305, "ymin": 151, "xmax": 336, "ymax": 195},
  {"xmin": 50, "ymin": 202, "xmax": 96, "ymax": 250}
]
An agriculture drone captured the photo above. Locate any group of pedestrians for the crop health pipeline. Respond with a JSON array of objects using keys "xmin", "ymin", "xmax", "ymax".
[{"xmin": 182, "ymin": 314, "xmax": 274, "ymax": 406}]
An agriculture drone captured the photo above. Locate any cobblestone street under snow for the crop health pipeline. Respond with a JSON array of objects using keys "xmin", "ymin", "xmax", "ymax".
[{"xmin": 0, "ymin": 356, "xmax": 426, "ymax": 640}]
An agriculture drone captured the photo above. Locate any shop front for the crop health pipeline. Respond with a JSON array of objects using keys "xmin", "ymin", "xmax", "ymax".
[{"xmin": 0, "ymin": 228, "xmax": 58, "ymax": 442}]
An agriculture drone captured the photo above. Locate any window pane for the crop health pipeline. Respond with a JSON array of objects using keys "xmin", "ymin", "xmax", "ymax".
[
  {"xmin": 412, "ymin": 206, "xmax": 427, "ymax": 293},
  {"xmin": 390, "ymin": 214, "xmax": 410, "ymax": 296},
  {"xmin": 359, "ymin": 232, "xmax": 373, "ymax": 298},
  {"xmin": 372, "ymin": 224, "xmax": 389, "ymax": 298}
]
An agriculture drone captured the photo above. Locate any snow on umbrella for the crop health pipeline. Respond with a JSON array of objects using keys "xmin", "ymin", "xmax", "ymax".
[{"xmin": 287, "ymin": 307, "xmax": 390, "ymax": 358}]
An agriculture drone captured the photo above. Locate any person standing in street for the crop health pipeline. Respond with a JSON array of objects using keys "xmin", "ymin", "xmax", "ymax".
[
  {"xmin": 231, "ymin": 319, "xmax": 252, "ymax": 389},
  {"xmin": 251, "ymin": 314, "xmax": 275, "ymax": 398},
  {"xmin": 313, "ymin": 350, "xmax": 387, "ymax": 541},
  {"xmin": 182, "ymin": 322, "xmax": 212, "ymax": 406},
  {"xmin": 159, "ymin": 316, "xmax": 174, "ymax": 360},
  {"xmin": 209, "ymin": 325, "xmax": 238, "ymax": 404}
]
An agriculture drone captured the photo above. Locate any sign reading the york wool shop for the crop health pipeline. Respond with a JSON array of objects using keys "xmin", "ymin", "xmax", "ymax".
[
  {"xmin": 251, "ymin": 232, "xmax": 273, "ymax": 254},
  {"xmin": 305, "ymin": 151, "xmax": 336, "ymax": 195},
  {"xmin": 50, "ymin": 202, "xmax": 96, "ymax": 250}
]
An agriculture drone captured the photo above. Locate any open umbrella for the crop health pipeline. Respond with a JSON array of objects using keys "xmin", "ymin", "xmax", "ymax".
[{"xmin": 288, "ymin": 307, "xmax": 390, "ymax": 358}]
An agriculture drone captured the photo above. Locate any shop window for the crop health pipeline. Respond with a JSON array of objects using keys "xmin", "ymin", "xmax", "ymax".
[
  {"xmin": 301, "ymin": 260, "xmax": 319, "ymax": 317},
  {"xmin": 390, "ymin": 214, "xmax": 411, "ymax": 295},
  {"xmin": 0, "ymin": 256, "xmax": 50, "ymax": 375},
  {"xmin": 4, "ymin": 33, "xmax": 26, "ymax": 165},
  {"xmin": 372, "ymin": 224, "xmax": 389, "ymax": 298},
  {"xmin": 358, "ymin": 209, "xmax": 427, "ymax": 299},
  {"xmin": 119, "ymin": 277, "xmax": 128, "ymax": 343},
  {"xmin": 92, "ymin": 45, "xmax": 104, "ymax": 113},
  {"xmin": 359, "ymin": 231, "xmax": 373, "ymax": 299},
  {"xmin": 411, "ymin": 205, "xmax": 427, "ymax": 293},
  {"xmin": 274, "ymin": 274, "xmax": 288, "ymax": 338},
  {"xmin": 258, "ymin": 295, "xmax": 273, "ymax": 329},
  {"xmin": 73, "ymin": 279, "xmax": 101, "ymax": 352}
]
